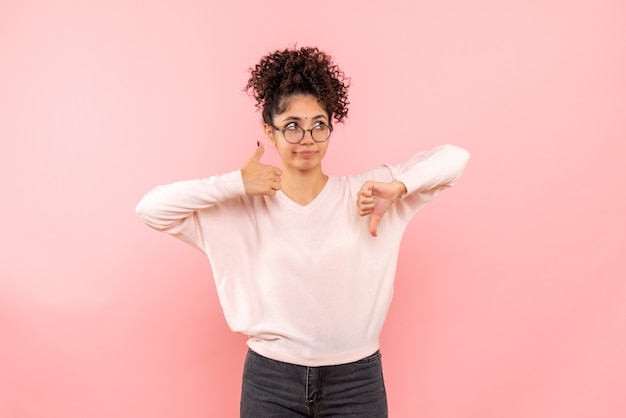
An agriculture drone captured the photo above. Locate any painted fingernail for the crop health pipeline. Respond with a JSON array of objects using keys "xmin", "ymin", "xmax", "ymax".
[{"xmin": 257, "ymin": 141, "xmax": 260, "ymax": 147}]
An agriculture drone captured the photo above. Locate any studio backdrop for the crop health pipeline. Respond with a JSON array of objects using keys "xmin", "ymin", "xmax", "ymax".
[{"xmin": 1, "ymin": 1, "xmax": 625, "ymax": 417}]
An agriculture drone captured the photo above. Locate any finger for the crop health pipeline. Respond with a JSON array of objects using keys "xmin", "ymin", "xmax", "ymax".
[
  {"xmin": 357, "ymin": 198, "xmax": 373, "ymax": 211},
  {"xmin": 358, "ymin": 181, "xmax": 374, "ymax": 198},
  {"xmin": 357, "ymin": 199, "xmax": 374, "ymax": 215},
  {"xmin": 356, "ymin": 192, "xmax": 373, "ymax": 216},
  {"xmin": 357, "ymin": 191, "xmax": 373, "ymax": 207},
  {"xmin": 357, "ymin": 195, "xmax": 374, "ymax": 206},
  {"xmin": 357, "ymin": 190, "xmax": 372, "ymax": 200},
  {"xmin": 250, "ymin": 141, "xmax": 265, "ymax": 161},
  {"xmin": 269, "ymin": 171, "xmax": 282, "ymax": 184},
  {"xmin": 369, "ymin": 213, "xmax": 381, "ymax": 237},
  {"xmin": 358, "ymin": 207, "xmax": 373, "ymax": 217}
]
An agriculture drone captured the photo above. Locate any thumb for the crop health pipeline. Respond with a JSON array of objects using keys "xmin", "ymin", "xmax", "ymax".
[
  {"xmin": 369, "ymin": 213, "xmax": 381, "ymax": 237},
  {"xmin": 250, "ymin": 141, "xmax": 265, "ymax": 161}
]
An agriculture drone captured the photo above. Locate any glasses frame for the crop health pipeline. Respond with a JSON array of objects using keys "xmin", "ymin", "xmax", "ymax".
[{"xmin": 271, "ymin": 122, "xmax": 334, "ymax": 144}]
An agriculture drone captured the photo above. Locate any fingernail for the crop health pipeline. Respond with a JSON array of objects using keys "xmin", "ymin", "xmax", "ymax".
[{"xmin": 257, "ymin": 141, "xmax": 260, "ymax": 147}]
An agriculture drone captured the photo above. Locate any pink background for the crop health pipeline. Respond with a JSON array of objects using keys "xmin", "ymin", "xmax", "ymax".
[{"xmin": 1, "ymin": 0, "xmax": 625, "ymax": 417}]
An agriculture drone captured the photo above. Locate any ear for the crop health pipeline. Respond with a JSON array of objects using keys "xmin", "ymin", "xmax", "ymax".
[{"xmin": 264, "ymin": 124, "xmax": 277, "ymax": 146}]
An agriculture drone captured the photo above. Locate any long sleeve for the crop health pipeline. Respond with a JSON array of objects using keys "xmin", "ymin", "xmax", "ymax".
[
  {"xmin": 392, "ymin": 144, "xmax": 470, "ymax": 195},
  {"xmin": 352, "ymin": 144, "xmax": 469, "ymax": 223},
  {"xmin": 135, "ymin": 170, "xmax": 246, "ymax": 249}
]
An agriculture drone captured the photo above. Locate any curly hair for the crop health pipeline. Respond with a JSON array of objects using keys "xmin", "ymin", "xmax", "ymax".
[{"xmin": 244, "ymin": 46, "xmax": 350, "ymax": 125}]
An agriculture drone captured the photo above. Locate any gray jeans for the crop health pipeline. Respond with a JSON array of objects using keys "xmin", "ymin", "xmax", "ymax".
[{"xmin": 240, "ymin": 349, "xmax": 388, "ymax": 417}]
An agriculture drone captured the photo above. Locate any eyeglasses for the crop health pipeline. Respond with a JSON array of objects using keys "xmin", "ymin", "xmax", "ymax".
[{"xmin": 272, "ymin": 122, "xmax": 333, "ymax": 144}]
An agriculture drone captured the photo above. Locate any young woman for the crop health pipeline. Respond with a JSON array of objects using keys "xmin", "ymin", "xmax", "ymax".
[{"xmin": 136, "ymin": 46, "xmax": 470, "ymax": 417}]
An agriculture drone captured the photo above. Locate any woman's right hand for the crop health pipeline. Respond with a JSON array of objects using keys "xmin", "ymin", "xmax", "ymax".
[{"xmin": 241, "ymin": 142, "xmax": 283, "ymax": 196}]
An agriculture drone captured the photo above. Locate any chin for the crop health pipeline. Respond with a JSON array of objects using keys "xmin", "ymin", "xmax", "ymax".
[{"xmin": 295, "ymin": 162, "xmax": 320, "ymax": 171}]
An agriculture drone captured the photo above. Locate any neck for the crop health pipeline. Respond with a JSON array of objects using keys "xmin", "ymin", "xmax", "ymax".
[{"xmin": 281, "ymin": 167, "xmax": 328, "ymax": 206}]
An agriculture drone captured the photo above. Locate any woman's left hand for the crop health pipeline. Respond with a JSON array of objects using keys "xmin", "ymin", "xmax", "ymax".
[{"xmin": 357, "ymin": 180, "xmax": 407, "ymax": 237}]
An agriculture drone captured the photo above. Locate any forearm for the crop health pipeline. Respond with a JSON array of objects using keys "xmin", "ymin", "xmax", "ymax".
[
  {"xmin": 395, "ymin": 144, "xmax": 470, "ymax": 195},
  {"xmin": 136, "ymin": 170, "xmax": 245, "ymax": 231}
]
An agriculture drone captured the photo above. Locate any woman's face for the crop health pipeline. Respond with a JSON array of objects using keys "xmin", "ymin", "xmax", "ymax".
[{"xmin": 265, "ymin": 94, "xmax": 331, "ymax": 174}]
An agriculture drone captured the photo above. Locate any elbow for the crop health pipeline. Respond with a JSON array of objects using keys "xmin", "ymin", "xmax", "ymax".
[
  {"xmin": 444, "ymin": 144, "xmax": 471, "ymax": 164},
  {"xmin": 135, "ymin": 199, "xmax": 148, "ymax": 222},
  {"xmin": 443, "ymin": 144, "xmax": 470, "ymax": 185},
  {"xmin": 135, "ymin": 195, "xmax": 162, "ymax": 230},
  {"xmin": 459, "ymin": 145, "xmax": 470, "ymax": 159},
  {"xmin": 135, "ymin": 199, "xmax": 153, "ymax": 227},
  {"xmin": 453, "ymin": 145, "xmax": 470, "ymax": 170}
]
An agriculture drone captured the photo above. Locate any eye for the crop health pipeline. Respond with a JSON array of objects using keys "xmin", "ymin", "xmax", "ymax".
[
  {"xmin": 284, "ymin": 122, "xmax": 299, "ymax": 131},
  {"xmin": 312, "ymin": 122, "xmax": 328, "ymax": 130}
]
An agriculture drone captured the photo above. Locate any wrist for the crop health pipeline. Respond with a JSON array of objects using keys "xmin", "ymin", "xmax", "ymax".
[{"xmin": 393, "ymin": 180, "xmax": 407, "ymax": 199}]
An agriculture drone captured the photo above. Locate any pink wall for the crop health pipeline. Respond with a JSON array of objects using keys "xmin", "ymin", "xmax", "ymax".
[{"xmin": 2, "ymin": 0, "xmax": 625, "ymax": 417}]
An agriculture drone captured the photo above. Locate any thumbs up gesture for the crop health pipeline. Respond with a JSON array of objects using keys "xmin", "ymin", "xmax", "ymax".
[
  {"xmin": 241, "ymin": 142, "xmax": 283, "ymax": 196},
  {"xmin": 357, "ymin": 180, "xmax": 407, "ymax": 237}
]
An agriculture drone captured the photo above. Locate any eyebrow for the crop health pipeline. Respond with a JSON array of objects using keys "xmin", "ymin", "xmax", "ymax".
[{"xmin": 280, "ymin": 114, "xmax": 328, "ymax": 123}]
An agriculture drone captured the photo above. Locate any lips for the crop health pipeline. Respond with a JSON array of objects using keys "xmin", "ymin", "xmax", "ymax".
[{"xmin": 295, "ymin": 151, "xmax": 318, "ymax": 157}]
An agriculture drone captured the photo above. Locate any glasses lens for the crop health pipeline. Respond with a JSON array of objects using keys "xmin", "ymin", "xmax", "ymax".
[
  {"xmin": 312, "ymin": 125, "xmax": 331, "ymax": 142},
  {"xmin": 283, "ymin": 126, "xmax": 304, "ymax": 143}
]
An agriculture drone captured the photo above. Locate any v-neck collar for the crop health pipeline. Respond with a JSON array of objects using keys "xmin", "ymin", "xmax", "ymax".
[{"xmin": 274, "ymin": 176, "xmax": 335, "ymax": 212}]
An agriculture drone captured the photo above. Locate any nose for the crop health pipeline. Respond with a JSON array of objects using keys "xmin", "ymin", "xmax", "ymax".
[{"xmin": 299, "ymin": 129, "xmax": 316, "ymax": 144}]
